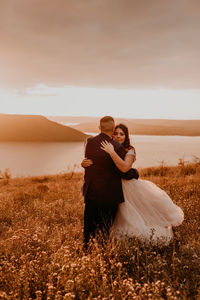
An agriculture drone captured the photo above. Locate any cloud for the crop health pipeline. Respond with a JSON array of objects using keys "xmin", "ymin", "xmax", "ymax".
[{"xmin": 0, "ymin": 0, "xmax": 200, "ymax": 88}]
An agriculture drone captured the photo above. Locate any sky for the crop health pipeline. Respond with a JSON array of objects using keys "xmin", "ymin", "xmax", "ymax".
[{"xmin": 0, "ymin": 0, "xmax": 200, "ymax": 119}]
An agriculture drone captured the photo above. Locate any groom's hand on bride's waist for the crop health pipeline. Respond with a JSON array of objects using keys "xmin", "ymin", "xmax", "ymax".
[{"xmin": 121, "ymin": 168, "xmax": 139, "ymax": 180}]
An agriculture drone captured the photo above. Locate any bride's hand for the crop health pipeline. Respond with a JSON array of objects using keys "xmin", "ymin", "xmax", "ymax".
[
  {"xmin": 100, "ymin": 140, "xmax": 114, "ymax": 154},
  {"xmin": 81, "ymin": 158, "xmax": 93, "ymax": 168}
]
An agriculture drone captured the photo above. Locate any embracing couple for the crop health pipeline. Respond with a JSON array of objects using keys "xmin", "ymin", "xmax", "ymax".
[{"xmin": 81, "ymin": 116, "xmax": 184, "ymax": 250}]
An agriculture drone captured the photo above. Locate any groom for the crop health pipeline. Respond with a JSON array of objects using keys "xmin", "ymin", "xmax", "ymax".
[{"xmin": 82, "ymin": 116, "xmax": 139, "ymax": 249}]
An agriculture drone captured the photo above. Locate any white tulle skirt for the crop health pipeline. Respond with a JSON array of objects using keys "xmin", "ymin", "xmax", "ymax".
[{"xmin": 112, "ymin": 179, "xmax": 184, "ymax": 245}]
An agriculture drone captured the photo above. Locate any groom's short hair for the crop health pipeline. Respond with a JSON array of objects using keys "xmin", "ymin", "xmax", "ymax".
[{"xmin": 100, "ymin": 116, "xmax": 115, "ymax": 132}]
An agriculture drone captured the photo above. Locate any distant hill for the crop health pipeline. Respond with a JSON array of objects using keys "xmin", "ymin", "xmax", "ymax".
[
  {"xmin": 48, "ymin": 116, "xmax": 200, "ymax": 136},
  {"xmin": 0, "ymin": 114, "xmax": 88, "ymax": 142}
]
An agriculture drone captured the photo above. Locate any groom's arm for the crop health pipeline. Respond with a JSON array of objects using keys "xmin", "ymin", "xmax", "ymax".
[{"xmin": 121, "ymin": 168, "xmax": 139, "ymax": 180}]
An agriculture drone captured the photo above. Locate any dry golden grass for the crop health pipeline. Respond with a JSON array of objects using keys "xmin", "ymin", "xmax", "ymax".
[{"xmin": 0, "ymin": 162, "xmax": 199, "ymax": 299}]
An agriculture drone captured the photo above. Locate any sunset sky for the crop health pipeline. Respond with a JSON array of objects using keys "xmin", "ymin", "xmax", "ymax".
[{"xmin": 0, "ymin": 0, "xmax": 200, "ymax": 119}]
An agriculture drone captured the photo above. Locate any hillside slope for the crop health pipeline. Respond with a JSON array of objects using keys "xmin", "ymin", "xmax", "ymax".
[{"xmin": 0, "ymin": 114, "xmax": 88, "ymax": 142}]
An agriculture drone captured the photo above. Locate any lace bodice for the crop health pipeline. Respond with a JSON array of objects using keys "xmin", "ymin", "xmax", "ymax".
[{"xmin": 126, "ymin": 147, "xmax": 136, "ymax": 162}]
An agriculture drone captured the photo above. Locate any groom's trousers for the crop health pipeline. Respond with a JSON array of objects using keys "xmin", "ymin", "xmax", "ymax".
[{"xmin": 83, "ymin": 198, "xmax": 118, "ymax": 247}]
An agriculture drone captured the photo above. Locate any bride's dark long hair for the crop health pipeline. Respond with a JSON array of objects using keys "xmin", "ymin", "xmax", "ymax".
[{"xmin": 114, "ymin": 123, "xmax": 133, "ymax": 152}]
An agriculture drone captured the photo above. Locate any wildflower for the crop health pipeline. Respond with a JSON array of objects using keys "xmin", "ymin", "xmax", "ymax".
[
  {"xmin": 35, "ymin": 290, "xmax": 42, "ymax": 299},
  {"xmin": 67, "ymin": 280, "xmax": 74, "ymax": 284},
  {"xmin": 113, "ymin": 280, "xmax": 118, "ymax": 287},
  {"xmin": 47, "ymin": 284, "xmax": 54, "ymax": 290},
  {"xmin": 0, "ymin": 291, "xmax": 8, "ymax": 298},
  {"xmin": 116, "ymin": 262, "xmax": 122, "ymax": 268},
  {"xmin": 91, "ymin": 269, "xmax": 95, "ymax": 274},
  {"xmin": 63, "ymin": 292, "xmax": 75, "ymax": 299}
]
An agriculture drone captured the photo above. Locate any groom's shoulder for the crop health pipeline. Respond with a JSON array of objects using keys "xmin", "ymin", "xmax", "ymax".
[{"xmin": 85, "ymin": 133, "xmax": 100, "ymax": 144}]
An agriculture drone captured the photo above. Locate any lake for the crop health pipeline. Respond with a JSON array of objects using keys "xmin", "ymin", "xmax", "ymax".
[{"xmin": 0, "ymin": 135, "xmax": 199, "ymax": 177}]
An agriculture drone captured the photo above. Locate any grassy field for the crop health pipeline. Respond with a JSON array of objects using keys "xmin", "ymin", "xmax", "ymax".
[{"xmin": 0, "ymin": 162, "xmax": 199, "ymax": 299}]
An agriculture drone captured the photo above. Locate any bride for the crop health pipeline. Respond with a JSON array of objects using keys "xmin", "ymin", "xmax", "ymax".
[{"xmin": 82, "ymin": 123, "xmax": 184, "ymax": 244}]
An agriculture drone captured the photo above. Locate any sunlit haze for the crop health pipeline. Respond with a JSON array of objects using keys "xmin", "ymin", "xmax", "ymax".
[
  {"xmin": 0, "ymin": 85, "xmax": 199, "ymax": 119},
  {"xmin": 0, "ymin": 1, "xmax": 200, "ymax": 119}
]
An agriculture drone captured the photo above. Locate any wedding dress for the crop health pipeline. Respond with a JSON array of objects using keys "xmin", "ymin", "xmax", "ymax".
[{"xmin": 112, "ymin": 150, "xmax": 184, "ymax": 244}]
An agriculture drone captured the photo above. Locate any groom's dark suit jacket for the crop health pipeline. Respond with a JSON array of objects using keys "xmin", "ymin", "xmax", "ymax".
[{"xmin": 82, "ymin": 132, "xmax": 138, "ymax": 205}]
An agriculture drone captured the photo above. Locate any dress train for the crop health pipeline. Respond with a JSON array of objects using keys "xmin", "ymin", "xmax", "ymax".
[{"xmin": 112, "ymin": 179, "xmax": 184, "ymax": 244}]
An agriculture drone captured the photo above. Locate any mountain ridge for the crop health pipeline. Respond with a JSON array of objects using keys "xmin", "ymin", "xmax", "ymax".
[
  {"xmin": 0, "ymin": 114, "xmax": 88, "ymax": 142},
  {"xmin": 48, "ymin": 116, "xmax": 200, "ymax": 136}
]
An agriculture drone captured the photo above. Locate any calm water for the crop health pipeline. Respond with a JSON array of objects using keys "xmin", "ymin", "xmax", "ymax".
[{"xmin": 0, "ymin": 135, "xmax": 199, "ymax": 177}]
